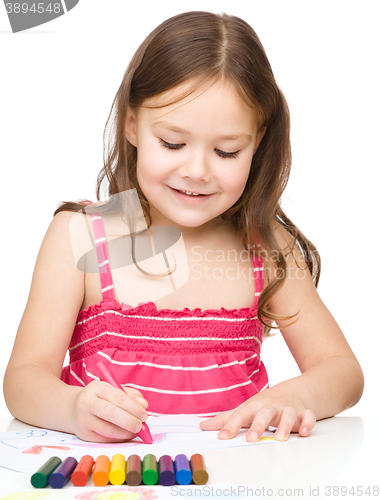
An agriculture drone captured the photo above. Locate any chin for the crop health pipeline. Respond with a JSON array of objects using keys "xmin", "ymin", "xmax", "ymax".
[{"xmin": 171, "ymin": 219, "xmax": 206, "ymax": 228}]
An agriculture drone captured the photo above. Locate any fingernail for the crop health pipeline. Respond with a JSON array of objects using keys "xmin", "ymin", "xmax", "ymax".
[
  {"xmin": 135, "ymin": 422, "xmax": 142, "ymax": 433},
  {"xmin": 140, "ymin": 413, "xmax": 148, "ymax": 422},
  {"xmin": 301, "ymin": 427, "xmax": 308, "ymax": 435},
  {"xmin": 248, "ymin": 432, "xmax": 259, "ymax": 442},
  {"xmin": 275, "ymin": 430, "xmax": 287, "ymax": 441},
  {"xmin": 218, "ymin": 430, "xmax": 230, "ymax": 439}
]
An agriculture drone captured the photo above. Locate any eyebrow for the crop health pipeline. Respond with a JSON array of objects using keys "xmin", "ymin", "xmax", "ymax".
[{"xmin": 151, "ymin": 121, "xmax": 252, "ymax": 142}]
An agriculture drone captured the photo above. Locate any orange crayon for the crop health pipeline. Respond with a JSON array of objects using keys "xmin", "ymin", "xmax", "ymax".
[
  {"xmin": 71, "ymin": 455, "xmax": 94, "ymax": 487},
  {"xmin": 92, "ymin": 455, "xmax": 110, "ymax": 487}
]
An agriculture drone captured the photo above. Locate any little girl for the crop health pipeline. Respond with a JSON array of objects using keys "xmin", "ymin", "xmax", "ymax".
[{"xmin": 4, "ymin": 11, "xmax": 363, "ymax": 444}]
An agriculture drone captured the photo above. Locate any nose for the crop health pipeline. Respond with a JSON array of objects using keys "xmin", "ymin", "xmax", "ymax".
[{"xmin": 178, "ymin": 151, "xmax": 212, "ymax": 182}]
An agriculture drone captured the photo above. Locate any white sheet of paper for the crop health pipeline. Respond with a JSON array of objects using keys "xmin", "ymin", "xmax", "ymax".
[{"xmin": 0, "ymin": 415, "xmax": 297, "ymax": 474}]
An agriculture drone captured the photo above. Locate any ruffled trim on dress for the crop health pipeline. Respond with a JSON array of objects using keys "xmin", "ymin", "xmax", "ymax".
[
  {"xmin": 71, "ymin": 297, "xmax": 264, "ymax": 363},
  {"xmin": 76, "ymin": 297, "xmax": 259, "ymax": 324}
]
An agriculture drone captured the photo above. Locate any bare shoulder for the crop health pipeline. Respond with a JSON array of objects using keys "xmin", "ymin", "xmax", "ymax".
[
  {"xmin": 30, "ymin": 210, "xmax": 86, "ymax": 318},
  {"xmin": 9, "ymin": 210, "xmax": 85, "ymax": 376},
  {"xmin": 33, "ymin": 210, "xmax": 85, "ymax": 279},
  {"xmin": 262, "ymin": 221, "xmax": 310, "ymax": 288},
  {"xmin": 261, "ymin": 221, "xmax": 356, "ymax": 372}
]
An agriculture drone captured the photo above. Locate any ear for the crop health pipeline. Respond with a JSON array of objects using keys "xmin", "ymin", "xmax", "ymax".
[
  {"xmin": 125, "ymin": 107, "xmax": 138, "ymax": 147},
  {"xmin": 254, "ymin": 126, "xmax": 267, "ymax": 152}
]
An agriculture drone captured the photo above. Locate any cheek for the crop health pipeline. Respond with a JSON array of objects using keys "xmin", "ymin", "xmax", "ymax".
[
  {"xmin": 221, "ymin": 161, "xmax": 251, "ymax": 194},
  {"xmin": 136, "ymin": 147, "xmax": 170, "ymax": 188},
  {"xmin": 136, "ymin": 137, "xmax": 160, "ymax": 176}
]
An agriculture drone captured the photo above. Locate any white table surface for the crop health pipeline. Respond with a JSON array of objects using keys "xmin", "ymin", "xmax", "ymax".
[{"xmin": 0, "ymin": 416, "xmax": 379, "ymax": 498}]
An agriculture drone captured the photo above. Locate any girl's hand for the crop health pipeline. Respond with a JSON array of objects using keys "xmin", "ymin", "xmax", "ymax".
[
  {"xmin": 69, "ymin": 380, "xmax": 149, "ymax": 442},
  {"xmin": 200, "ymin": 392, "xmax": 316, "ymax": 442}
]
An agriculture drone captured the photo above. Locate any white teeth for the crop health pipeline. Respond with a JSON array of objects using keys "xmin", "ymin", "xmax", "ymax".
[{"xmin": 181, "ymin": 190, "xmax": 200, "ymax": 196}]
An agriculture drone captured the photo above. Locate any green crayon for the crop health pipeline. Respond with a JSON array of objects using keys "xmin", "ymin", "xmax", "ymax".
[
  {"xmin": 142, "ymin": 454, "xmax": 158, "ymax": 485},
  {"xmin": 31, "ymin": 456, "xmax": 62, "ymax": 488}
]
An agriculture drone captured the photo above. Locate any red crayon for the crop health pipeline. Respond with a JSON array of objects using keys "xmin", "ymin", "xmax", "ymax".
[
  {"xmin": 94, "ymin": 360, "xmax": 153, "ymax": 444},
  {"xmin": 71, "ymin": 455, "xmax": 94, "ymax": 486}
]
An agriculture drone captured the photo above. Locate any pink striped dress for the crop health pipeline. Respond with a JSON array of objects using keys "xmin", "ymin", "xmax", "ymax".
[{"xmin": 61, "ymin": 206, "xmax": 269, "ymax": 417}]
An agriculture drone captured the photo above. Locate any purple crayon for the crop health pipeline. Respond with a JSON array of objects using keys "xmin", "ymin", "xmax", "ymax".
[
  {"xmin": 49, "ymin": 457, "xmax": 78, "ymax": 489},
  {"xmin": 159, "ymin": 455, "xmax": 176, "ymax": 486}
]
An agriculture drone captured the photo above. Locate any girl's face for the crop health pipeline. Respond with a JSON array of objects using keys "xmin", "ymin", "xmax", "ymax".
[{"xmin": 125, "ymin": 78, "xmax": 265, "ymax": 235}]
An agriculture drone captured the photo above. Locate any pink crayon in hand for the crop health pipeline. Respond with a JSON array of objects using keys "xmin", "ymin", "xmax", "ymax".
[{"xmin": 94, "ymin": 360, "xmax": 153, "ymax": 444}]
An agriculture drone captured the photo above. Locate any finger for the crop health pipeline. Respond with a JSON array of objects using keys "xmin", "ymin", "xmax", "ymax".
[
  {"xmin": 82, "ymin": 414, "xmax": 138, "ymax": 443},
  {"xmin": 123, "ymin": 387, "xmax": 147, "ymax": 403},
  {"xmin": 96, "ymin": 382, "xmax": 148, "ymax": 421},
  {"xmin": 123, "ymin": 387, "xmax": 144, "ymax": 398},
  {"xmin": 123, "ymin": 388, "xmax": 149, "ymax": 410},
  {"xmin": 273, "ymin": 406, "xmax": 298, "ymax": 442},
  {"xmin": 246, "ymin": 405, "xmax": 279, "ymax": 442},
  {"xmin": 298, "ymin": 409, "xmax": 316, "ymax": 437},
  {"xmin": 136, "ymin": 398, "xmax": 149, "ymax": 410},
  {"xmin": 199, "ymin": 410, "xmax": 234, "ymax": 431},
  {"xmin": 95, "ymin": 382, "xmax": 148, "ymax": 424},
  {"xmin": 217, "ymin": 406, "xmax": 254, "ymax": 440},
  {"xmin": 92, "ymin": 396, "xmax": 143, "ymax": 435}
]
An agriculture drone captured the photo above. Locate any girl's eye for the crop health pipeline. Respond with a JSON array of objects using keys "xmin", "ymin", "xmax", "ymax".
[
  {"xmin": 159, "ymin": 139, "xmax": 240, "ymax": 159},
  {"xmin": 159, "ymin": 139, "xmax": 185, "ymax": 150},
  {"xmin": 215, "ymin": 149, "xmax": 240, "ymax": 159}
]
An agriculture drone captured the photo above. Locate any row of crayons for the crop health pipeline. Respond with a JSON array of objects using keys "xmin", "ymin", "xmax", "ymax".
[{"xmin": 31, "ymin": 453, "xmax": 209, "ymax": 489}]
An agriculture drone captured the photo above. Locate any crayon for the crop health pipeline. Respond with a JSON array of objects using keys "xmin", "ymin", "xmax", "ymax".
[
  {"xmin": 94, "ymin": 360, "xmax": 153, "ymax": 444},
  {"xmin": 109, "ymin": 454, "xmax": 126, "ymax": 485},
  {"xmin": 92, "ymin": 455, "xmax": 110, "ymax": 487},
  {"xmin": 190, "ymin": 454, "xmax": 209, "ymax": 485},
  {"xmin": 174, "ymin": 454, "xmax": 192, "ymax": 485},
  {"xmin": 71, "ymin": 455, "xmax": 94, "ymax": 486},
  {"xmin": 158, "ymin": 455, "xmax": 176, "ymax": 486},
  {"xmin": 126, "ymin": 454, "xmax": 142, "ymax": 486},
  {"xmin": 49, "ymin": 457, "xmax": 78, "ymax": 489},
  {"xmin": 30, "ymin": 456, "xmax": 62, "ymax": 488},
  {"xmin": 142, "ymin": 454, "xmax": 158, "ymax": 485}
]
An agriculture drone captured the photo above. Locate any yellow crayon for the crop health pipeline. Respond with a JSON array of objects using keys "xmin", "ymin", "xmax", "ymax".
[{"xmin": 109, "ymin": 454, "xmax": 126, "ymax": 485}]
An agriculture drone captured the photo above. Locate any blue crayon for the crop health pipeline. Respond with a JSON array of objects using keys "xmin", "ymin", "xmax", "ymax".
[
  {"xmin": 49, "ymin": 457, "xmax": 78, "ymax": 489},
  {"xmin": 174, "ymin": 454, "xmax": 192, "ymax": 485},
  {"xmin": 158, "ymin": 455, "xmax": 176, "ymax": 486}
]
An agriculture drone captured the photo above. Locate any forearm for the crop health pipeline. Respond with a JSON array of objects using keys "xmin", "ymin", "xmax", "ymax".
[
  {"xmin": 3, "ymin": 363, "xmax": 82, "ymax": 434},
  {"xmin": 268, "ymin": 355, "xmax": 364, "ymax": 420}
]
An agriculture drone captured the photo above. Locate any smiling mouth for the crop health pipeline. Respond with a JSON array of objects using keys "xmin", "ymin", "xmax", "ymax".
[{"xmin": 170, "ymin": 186, "xmax": 213, "ymax": 196}]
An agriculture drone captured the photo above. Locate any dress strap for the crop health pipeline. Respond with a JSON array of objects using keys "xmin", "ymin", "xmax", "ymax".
[
  {"xmin": 252, "ymin": 232, "xmax": 265, "ymax": 301},
  {"xmin": 253, "ymin": 254, "xmax": 265, "ymax": 300},
  {"xmin": 89, "ymin": 212, "xmax": 115, "ymax": 302}
]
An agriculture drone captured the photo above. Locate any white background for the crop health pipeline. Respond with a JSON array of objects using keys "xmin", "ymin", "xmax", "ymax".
[{"xmin": 0, "ymin": 0, "xmax": 380, "ymax": 421}]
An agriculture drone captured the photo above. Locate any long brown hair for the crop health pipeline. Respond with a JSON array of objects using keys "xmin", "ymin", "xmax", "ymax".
[{"xmin": 54, "ymin": 11, "xmax": 321, "ymax": 336}]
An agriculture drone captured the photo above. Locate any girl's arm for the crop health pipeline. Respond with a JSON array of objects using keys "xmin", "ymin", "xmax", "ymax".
[
  {"xmin": 3, "ymin": 211, "xmax": 148, "ymax": 442},
  {"xmin": 200, "ymin": 223, "xmax": 364, "ymax": 441}
]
